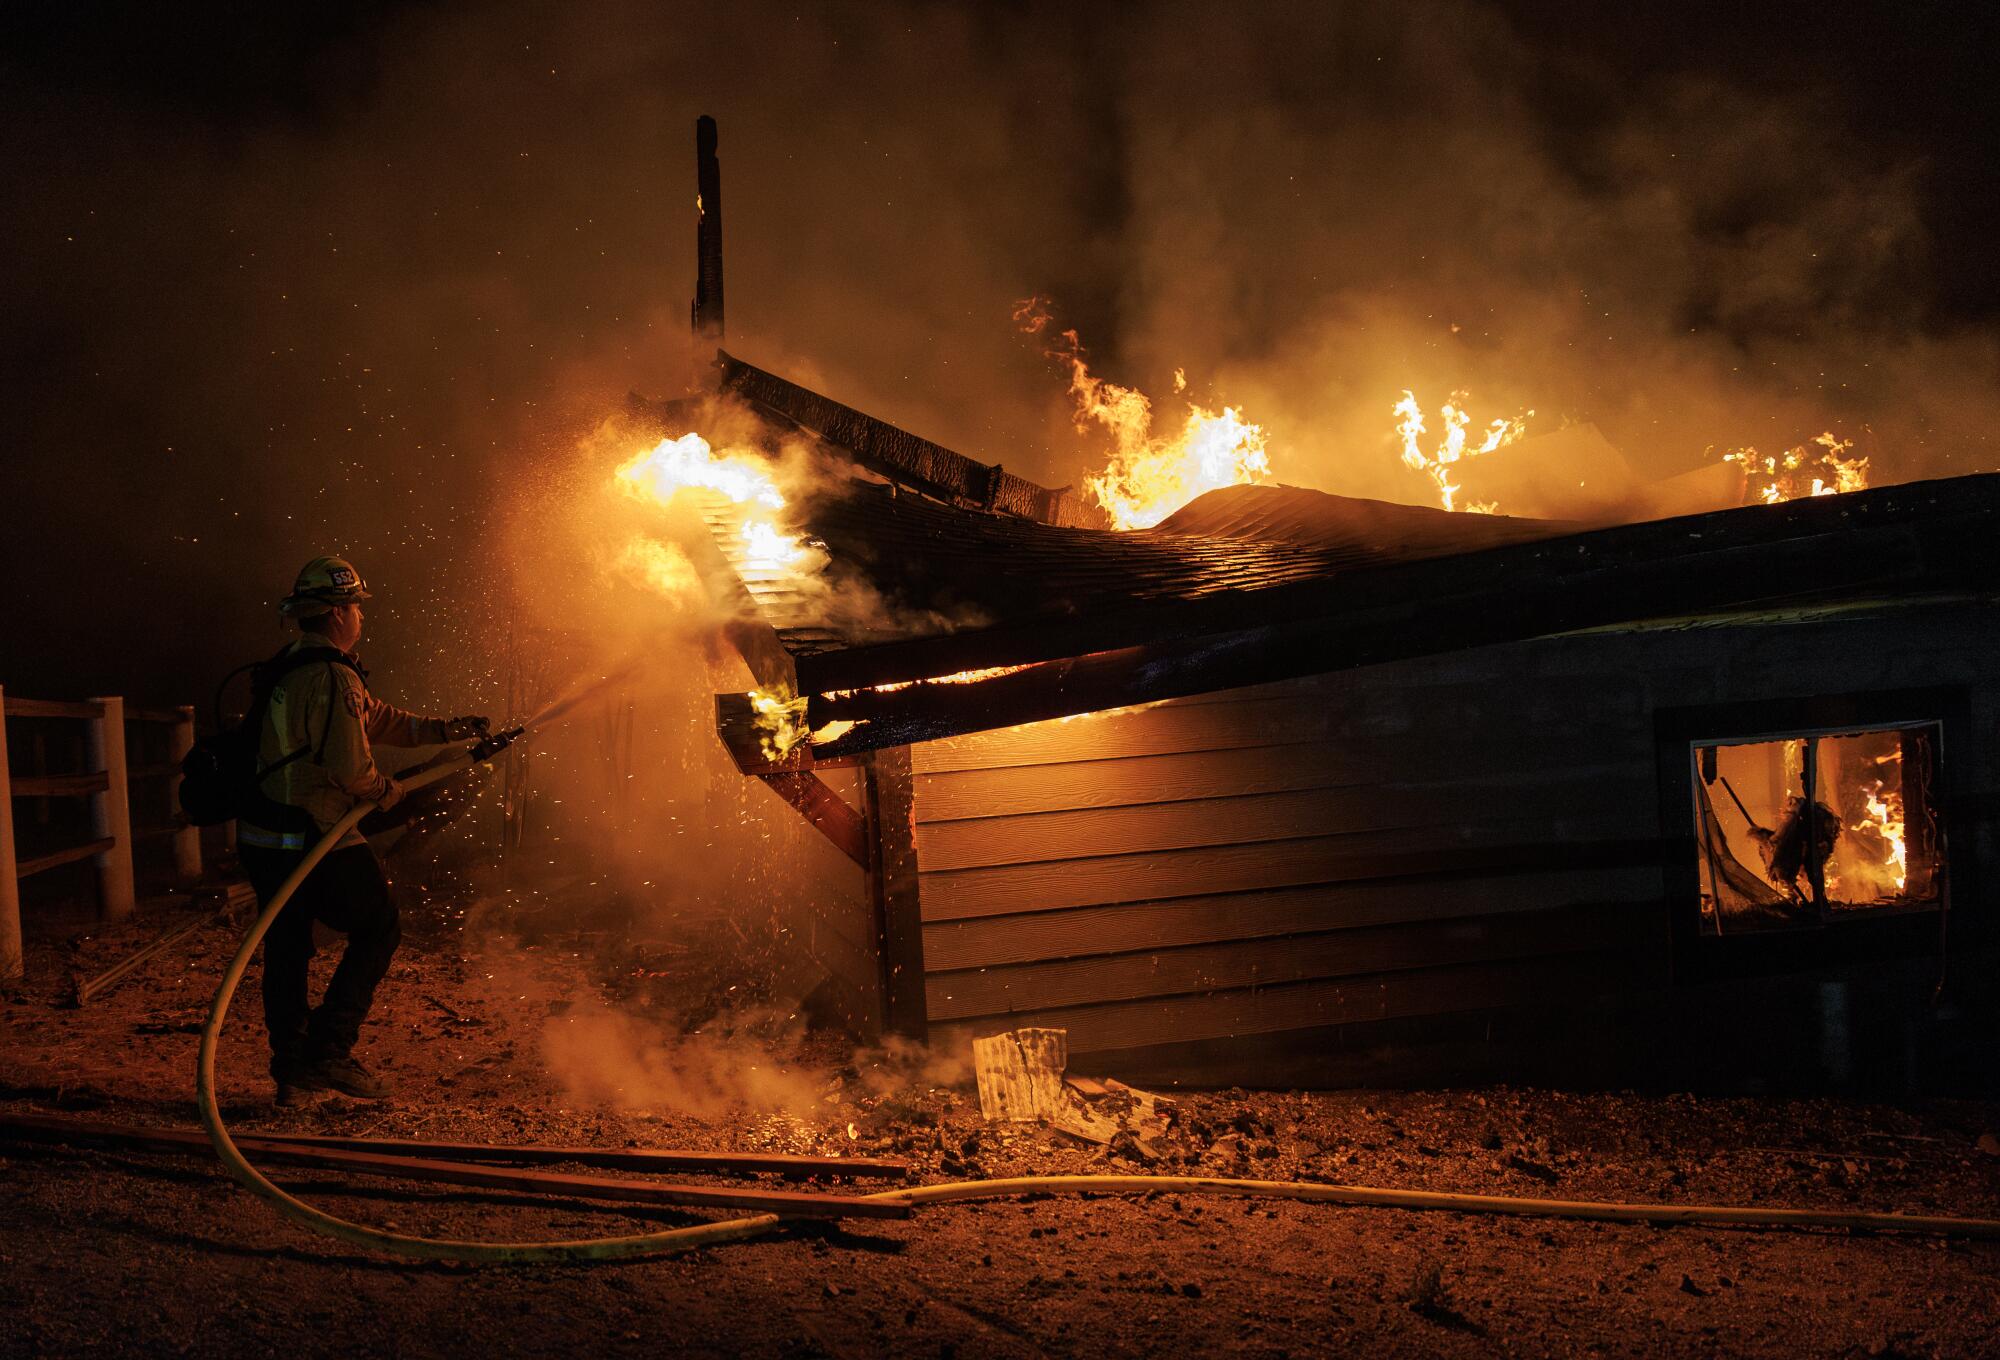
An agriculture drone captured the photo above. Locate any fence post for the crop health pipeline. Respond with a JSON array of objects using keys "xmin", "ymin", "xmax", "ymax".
[
  {"xmin": 0, "ymin": 686, "xmax": 21, "ymax": 982},
  {"xmin": 168, "ymin": 705, "xmax": 201, "ymax": 880},
  {"xmin": 87, "ymin": 695, "xmax": 135, "ymax": 921}
]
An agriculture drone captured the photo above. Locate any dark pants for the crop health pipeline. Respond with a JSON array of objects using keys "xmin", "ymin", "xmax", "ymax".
[{"xmin": 241, "ymin": 843, "xmax": 400, "ymax": 1076}]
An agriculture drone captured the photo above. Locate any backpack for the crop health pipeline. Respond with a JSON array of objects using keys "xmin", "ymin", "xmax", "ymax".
[{"xmin": 177, "ymin": 646, "xmax": 364, "ymax": 830}]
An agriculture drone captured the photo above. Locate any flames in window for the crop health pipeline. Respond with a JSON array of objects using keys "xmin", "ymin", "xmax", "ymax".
[{"xmin": 1693, "ymin": 725, "xmax": 1941, "ymax": 936}]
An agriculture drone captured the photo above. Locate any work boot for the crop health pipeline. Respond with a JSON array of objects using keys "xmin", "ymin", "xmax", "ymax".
[
  {"xmin": 293, "ymin": 1053, "xmax": 391, "ymax": 1100},
  {"xmin": 271, "ymin": 1048, "xmax": 322, "ymax": 1107},
  {"xmin": 273, "ymin": 1079, "xmax": 325, "ymax": 1109}
]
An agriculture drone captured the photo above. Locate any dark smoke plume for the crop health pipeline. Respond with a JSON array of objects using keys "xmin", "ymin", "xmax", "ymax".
[{"xmin": 3, "ymin": 1, "xmax": 1995, "ymax": 708}]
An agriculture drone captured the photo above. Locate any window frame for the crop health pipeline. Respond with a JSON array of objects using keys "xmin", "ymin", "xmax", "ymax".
[{"xmin": 1655, "ymin": 686, "xmax": 1973, "ymax": 984}]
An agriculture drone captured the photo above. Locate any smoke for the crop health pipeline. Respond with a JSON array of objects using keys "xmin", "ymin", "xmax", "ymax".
[
  {"xmin": 541, "ymin": 1000, "xmax": 827, "ymax": 1119},
  {"xmin": 1059, "ymin": 5, "xmax": 2000, "ymax": 515},
  {"xmin": 5, "ymin": 1, "xmax": 1996, "ymax": 701}
]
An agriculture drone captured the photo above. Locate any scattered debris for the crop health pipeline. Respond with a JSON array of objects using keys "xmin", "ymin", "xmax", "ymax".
[
  {"xmin": 68, "ymin": 905, "xmax": 223, "ymax": 1008},
  {"xmin": 971, "ymin": 1028, "xmax": 1172, "ymax": 1152},
  {"xmin": 425, "ymin": 995, "xmax": 482, "ymax": 1026},
  {"xmin": 1506, "ymin": 1152, "xmax": 1561, "ymax": 1185}
]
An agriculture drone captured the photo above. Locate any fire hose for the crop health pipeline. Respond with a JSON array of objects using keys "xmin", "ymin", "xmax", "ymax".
[{"xmin": 197, "ymin": 726, "xmax": 2000, "ymax": 1262}]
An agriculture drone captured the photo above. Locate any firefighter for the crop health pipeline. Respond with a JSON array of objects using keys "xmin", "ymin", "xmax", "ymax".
[{"xmin": 237, "ymin": 556, "xmax": 488, "ymax": 1104}]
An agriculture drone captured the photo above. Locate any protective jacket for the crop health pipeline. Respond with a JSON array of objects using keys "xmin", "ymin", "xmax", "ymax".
[{"xmin": 239, "ymin": 641, "xmax": 450, "ymax": 851}]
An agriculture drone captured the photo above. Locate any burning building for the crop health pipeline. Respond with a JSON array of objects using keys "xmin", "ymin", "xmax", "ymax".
[{"xmin": 622, "ymin": 121, "xmax": 1999, "ymax": 1094}]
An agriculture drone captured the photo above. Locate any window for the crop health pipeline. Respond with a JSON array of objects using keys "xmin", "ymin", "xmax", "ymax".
[{"xmin": 1690, "ymin": 723, "xmax": 1945, "ymax": 936}]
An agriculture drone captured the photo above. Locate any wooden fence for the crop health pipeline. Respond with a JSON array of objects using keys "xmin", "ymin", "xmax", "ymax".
[{"xmin": 0, "ymin": 685, "xmax": 203, "ymax": 981}]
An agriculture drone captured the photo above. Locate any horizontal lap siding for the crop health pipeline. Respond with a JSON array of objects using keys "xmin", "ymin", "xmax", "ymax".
[
  {"xmin": 921, "ymin": 824, "xmax": 1657, "ymax": 921},
  {"xmin": 927, "ymin": 949, "xmax": 1657, "ymax": 1058},
  {"xmin": 911, "ymin": 673, "xmax": 1665, "ymax": 1054},
  {"xmin": 921, "ymin": 864, "xmax": 1665, "ymax": 971},
  {"xmin": 925, "ymin": 899, "xmax": 1651, "ymax": 1020},
  {"xmin": 916, "ymin": 777, "xmax": 1657, "ymax": 872}
]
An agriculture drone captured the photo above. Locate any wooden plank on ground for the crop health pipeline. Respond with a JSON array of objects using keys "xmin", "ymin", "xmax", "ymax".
[
  {"xmin": 927, "ymin": 948, "xmax": 1659, "ymax": 1057},
  {"xmin": 919, "ymin": 864, "xmax": 1667, "ymax": 970},
  {"xmin": 251, "ymin": 1132, "xmax": 909, "ymax": 1179},
  {"xmin": 0, "ymin": 1115, "xmax": 909, "ymax": 1220},
  {"xmin": 919, "ymin": 832, "xmax": 1671, "ymax": 922},
  {"xmin": 0, "ymin": 1111, "xmax": 910, "ymax": 1177},
  {"xmin": 924, "ymin": 901, "xmax": 1651, "ymax": 1020}
]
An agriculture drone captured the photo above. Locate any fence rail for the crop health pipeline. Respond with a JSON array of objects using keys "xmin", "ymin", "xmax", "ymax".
[{"xmin": 1, "ymin": 686, "xmax": 202, "ymax": 982}]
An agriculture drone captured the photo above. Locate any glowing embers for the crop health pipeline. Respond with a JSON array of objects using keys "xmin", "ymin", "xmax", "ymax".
[
  {"xmin": 1691, "ymin": 724, "xmax": 1941, "ymax": 937},
  {"xmin": 1720, "ymin": 432, "xmax": 1870, "ymax": 505},
  {"xmin": 824, "ymin": 666, "xmax": 1035, "ymax": 700},
  {"xmin": 1016, "ymin": 299, "xmax": 1271, "ymax": 530},
  {"xmin": 1393, "ymin": 390, "xmax": 1533, "ymax": 514}
]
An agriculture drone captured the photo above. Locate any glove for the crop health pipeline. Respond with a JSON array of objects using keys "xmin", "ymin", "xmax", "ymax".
[
  {"xmin": 374, "ymin": 777, "xmax": 406, "ymax": 812},
  {"xmin": 443, "ymin": 715, "xmax": 491, "ymax": 741}
]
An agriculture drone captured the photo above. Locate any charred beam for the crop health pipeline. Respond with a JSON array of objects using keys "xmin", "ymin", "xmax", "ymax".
[
  {"xmin": 761, "ymin": 771, "xmax": 869, "ymax": 867},
  {"xmin": 692, "ymin": 115, "xmax": 724, "ymax": 342},
  {"xmin": 716, "ymin": 350, "xmax": 1106, "ymax": 529}
]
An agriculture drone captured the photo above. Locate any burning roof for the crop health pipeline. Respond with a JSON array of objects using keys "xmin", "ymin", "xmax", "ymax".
[{"xmin": 625, "ymin": 355, "xmax": 2000, "ymax": 772}]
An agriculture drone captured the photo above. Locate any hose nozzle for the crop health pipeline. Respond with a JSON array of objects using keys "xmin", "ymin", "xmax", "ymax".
[{"xmin": 469, "ymin": 725, "xmax": 526, "ymax": 762}]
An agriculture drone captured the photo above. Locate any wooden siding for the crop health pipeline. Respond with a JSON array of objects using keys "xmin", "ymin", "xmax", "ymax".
[
  {"xmin": 928, "ymin": 949, "xmax": 1657, "ymax": 1059},
  {"xmin": 907, "ymin": 604, "xmax": 2000, "ymax": 1069},
  {"xmin": 910, "ymin": 654, "xmax": 1670, "ymax": 1058}
]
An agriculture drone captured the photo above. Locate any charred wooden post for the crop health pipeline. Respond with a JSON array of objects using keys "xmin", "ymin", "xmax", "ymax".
[
  {"xmin": 0, "ymin": 686, "xmax": 20, "ymax": 982},
  {"xmin": 862, "ymin": 746, "xmax": 926, "ymax": 1037},
  {"xmin": 85, "ymin": 696, "xmax": 134, "ymax": 921},
  {"xmin": 692, "ymin": 114, "xmax": 724, "ymax": 343}
]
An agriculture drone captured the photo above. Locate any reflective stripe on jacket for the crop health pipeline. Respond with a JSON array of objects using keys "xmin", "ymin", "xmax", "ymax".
[{"xmin": 253, "ymin": 641, "xmax": 449, "ymax": 849}]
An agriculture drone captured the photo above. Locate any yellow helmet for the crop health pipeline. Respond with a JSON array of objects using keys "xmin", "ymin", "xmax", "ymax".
[{"xmin": 280, "ymin": 555, "xmax": 372, "ymax": 617}]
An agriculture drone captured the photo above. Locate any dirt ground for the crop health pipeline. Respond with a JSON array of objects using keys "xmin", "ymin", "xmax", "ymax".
[{"xmin": 4, "ymin": 884, "xmax": 1999, "ymax": 1360}]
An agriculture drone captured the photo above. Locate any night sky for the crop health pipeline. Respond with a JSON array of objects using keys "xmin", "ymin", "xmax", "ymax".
[{"xmin": 4, "ymin": 1, "xmax": 1997, "ymax": 708}]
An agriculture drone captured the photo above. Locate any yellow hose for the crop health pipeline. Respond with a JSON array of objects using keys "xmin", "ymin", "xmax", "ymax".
[
  {"xmin": 197, "ymin": 749, "xmax": 2000, "ymax": 1262},
  {"xmin": 197, "ymin": 750, "xmax": 785, "ymax": 1261},
  {"xmin": 870, "ymin": 1176, "xmax": 2000, "ymax": 1238}
]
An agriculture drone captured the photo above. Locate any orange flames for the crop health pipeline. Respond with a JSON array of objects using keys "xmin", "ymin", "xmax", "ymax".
[
  {"xmin": 747, "ymin": 687, "xmax": 859, "ymax": 762},
  {"xmin": 1842, "ymin": 750, "xmax": 1908, "ymax": 898},
  {"xmin": 616, "ymin": 430, "xmax": 820, "ymax": 588},
  {"xmin": 1393, "ymin": 389, "xmax": 1532, "ymax": 514},
  {"xmin": 1721, "ymin": 432, "xmax": 1870, "ymax": 505},
  {"xmin": 827, "ymin": 665, "xmax": 1034, "ymax": 701},
  {"xmin": 1779, "ymin": 739, "xmax": 1911, "ymax": 903},
  {"xmin": 1016, "ymin": 300, "xmax": 1271, "ymax": 530},
  {"xmin": 614, "ymin": 433, "xmax": 862, "ymax": 760}
]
